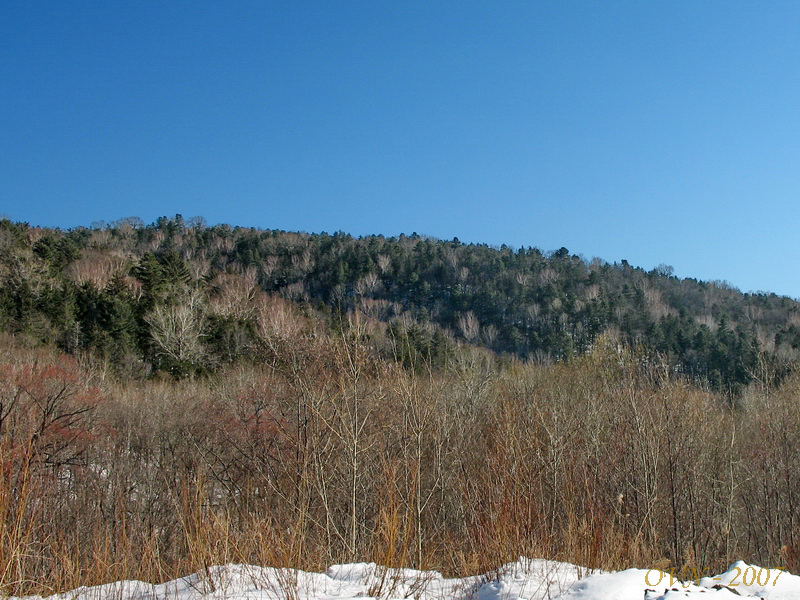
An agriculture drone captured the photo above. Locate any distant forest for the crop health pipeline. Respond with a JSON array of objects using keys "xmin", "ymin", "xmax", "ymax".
[{"xmin": 1, "ymin": 215, "xmax": 798, "ymax": 390}]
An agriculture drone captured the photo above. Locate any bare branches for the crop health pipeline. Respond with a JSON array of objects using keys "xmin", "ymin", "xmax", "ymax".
[{"xmin": 145, "ymin": 292, "xmax": 207, "ymax": 370}]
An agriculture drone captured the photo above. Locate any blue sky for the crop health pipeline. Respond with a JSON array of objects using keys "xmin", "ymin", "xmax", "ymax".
[{"xmin": 2, "ymin": 1, "xmax": 799, "ymax": 298}]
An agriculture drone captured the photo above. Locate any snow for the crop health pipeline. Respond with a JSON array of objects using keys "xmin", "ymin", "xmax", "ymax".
[
  {"xmin": 698, "ymin": 561, "xmax": 800, "ymax": 599},
  {"xmin": 14, "ymin": 559, "xmax": 800, "ymax": 600}
]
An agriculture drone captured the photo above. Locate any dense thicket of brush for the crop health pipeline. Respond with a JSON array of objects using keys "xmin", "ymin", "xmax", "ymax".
[
  {"xmin": 2, "ymin": 217, "xmax": 799, "ymax": 391},
  {"xmin": 0, "ymin": 311, "xmax": 798, "ymax": 595}
]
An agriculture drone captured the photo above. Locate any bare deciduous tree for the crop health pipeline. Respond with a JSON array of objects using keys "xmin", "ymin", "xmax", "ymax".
[
  {"xmin": 145, "ymin": 293, "xmax": 207, "ymax": 370},
  {"xmin": 457, "ymin": 311, "xmax": 480, "ymax": 343}
]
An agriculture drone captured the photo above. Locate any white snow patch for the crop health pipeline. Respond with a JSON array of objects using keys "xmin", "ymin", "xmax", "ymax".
[{"xmin": 14, "ymin": 559, "xmax": 800, "ymax": 600}]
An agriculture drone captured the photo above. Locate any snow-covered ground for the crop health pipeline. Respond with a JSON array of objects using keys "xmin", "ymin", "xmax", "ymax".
[{"xmin": 16, "ymin": 559, "xmax": 800, "ymax": 600}]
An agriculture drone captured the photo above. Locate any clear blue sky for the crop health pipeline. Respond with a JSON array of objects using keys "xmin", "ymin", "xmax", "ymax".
[{"xmin": 2, "ymin": 1, "xmax": 799, "ymax": 297}]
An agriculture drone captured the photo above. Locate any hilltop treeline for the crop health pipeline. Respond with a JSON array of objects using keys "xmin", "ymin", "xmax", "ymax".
[{"xmin": 1, "ymin": 216, "xmax": 798, "ymax": 389}]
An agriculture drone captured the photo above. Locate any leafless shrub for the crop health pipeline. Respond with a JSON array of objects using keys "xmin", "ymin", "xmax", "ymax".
[
  {"xmin": 354, "ymin": 272, "xmax": 381, "ymax": 296},
  {"xmin": 65, "ymin": 250, "xmax": 129, "ymax": 289},
  {"xmin": 208, "ymin": 273, "xmax": 259, "ymax": 321},
  {"xmin": 145, "ymin": 292, "xmax": 207, "ymax": 368},
  {"xmin": 376, "ymin": 254, "xmax": 391, "ymax": 274},
  {"xmin": 457, "ymin": 312, "xmax": 480, "ymax": 343}
]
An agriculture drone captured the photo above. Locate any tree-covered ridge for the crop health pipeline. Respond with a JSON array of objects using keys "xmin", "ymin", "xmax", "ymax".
[{"xmin": 1, "ymin": 216, "xmax": 798, "ymax": 389}]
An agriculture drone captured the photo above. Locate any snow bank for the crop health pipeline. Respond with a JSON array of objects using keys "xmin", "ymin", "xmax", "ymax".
[{"xmin": 15, "ymin": 559, "xmax": 800, "ymax": 600}]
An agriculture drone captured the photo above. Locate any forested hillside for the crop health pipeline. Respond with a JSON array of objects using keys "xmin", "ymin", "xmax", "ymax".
[
  {"xmin": 1, "ymin": 216, "xmax": 797, "ymax": 390},
  {"xmin": 4, "ymin": 216, "xmax": 800, "ymax": 593}
]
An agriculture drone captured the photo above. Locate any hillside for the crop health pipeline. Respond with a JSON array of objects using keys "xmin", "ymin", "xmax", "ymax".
[
  {"xmin": 3, "ymin": 216, "xmax": 800, "ymax": 593},
  {"xmin": 1, "ymin": 216, "xmax": 798, "ymax": 389}
]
